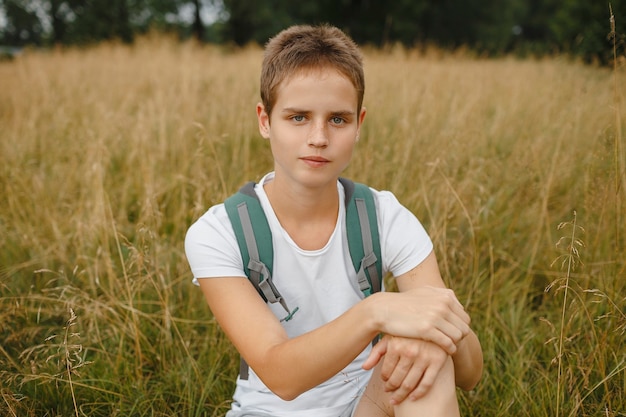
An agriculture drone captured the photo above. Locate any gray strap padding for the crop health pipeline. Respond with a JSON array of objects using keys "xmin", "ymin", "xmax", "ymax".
[
  {"xmin": 355, "ymin": 198, "xmax": 379, "ymax": 292},
  {"xmin": 237, "ymin": 201, "xmax": 294, "ymax": 317},
  {"xmin": 237, "ymin": 203, "xmax": 260, "ymax": 262},
  {"xmin": 239, "ymin": 358, "xmax": 249, "ymax": 380}
]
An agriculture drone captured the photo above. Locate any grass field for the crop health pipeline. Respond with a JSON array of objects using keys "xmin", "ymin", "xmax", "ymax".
[{"xmin": 1, "ymin": 35, "xmax": 625, "ymax": 416}]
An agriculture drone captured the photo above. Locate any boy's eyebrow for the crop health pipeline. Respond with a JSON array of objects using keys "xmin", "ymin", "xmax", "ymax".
[
  {"xmin": 280, "ymin": 107, "xmax": 309, "ymax": 114},
  {"xmin": 281, "ymin": 107, "xmax": 356, "ymax": 116},
  {"xmin": 330, "ymin": 110, "xmax": 356, "ymax": 117}
]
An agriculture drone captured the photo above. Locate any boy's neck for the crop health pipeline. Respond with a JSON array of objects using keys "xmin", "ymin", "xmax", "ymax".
[
  {"xmin": 264, "ymin": 176, "xmax": 339, "ymax": 217},
  {"xmin": 264, "ymin": 176, "xmax": 339, "ymax": 250}
]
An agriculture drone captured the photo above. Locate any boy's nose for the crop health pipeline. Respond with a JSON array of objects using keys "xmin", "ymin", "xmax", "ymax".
[{"xmin": 307, "ymin": 122, "xmax": 329, "ymax": 148}]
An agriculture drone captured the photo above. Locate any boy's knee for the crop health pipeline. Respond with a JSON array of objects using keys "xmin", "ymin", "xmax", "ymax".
[{"xmin": 355, "ymin": 357, "xmax": 459, "ymax": 417}]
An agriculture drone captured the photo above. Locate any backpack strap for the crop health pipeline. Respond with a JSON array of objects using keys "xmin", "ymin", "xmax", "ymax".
[
  {"xmin": 340, "ymin": 178, "xmax": 382, "ymax": 297},
  {"xmin": 224, "ymin": 182, "xmax": 297, "ymax": 321}
]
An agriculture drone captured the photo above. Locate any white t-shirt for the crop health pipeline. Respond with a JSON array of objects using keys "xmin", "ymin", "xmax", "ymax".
[{"xmin": 184, "ymin": 173, "xmax": 433, "ymax": 417}]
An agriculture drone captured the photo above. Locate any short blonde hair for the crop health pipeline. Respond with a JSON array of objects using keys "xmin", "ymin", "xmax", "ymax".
[{"xmin": 260, "ymin": 24, "xmax": 365, "ymax": 117}]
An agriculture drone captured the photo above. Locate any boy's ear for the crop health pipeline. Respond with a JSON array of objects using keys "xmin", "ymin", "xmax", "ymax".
[
  {"xmin": 356, "ymin": 107, "xmax": 367, "ymax": 141},
  {"xmin": 257, "ymin": 103, "xmax": 271, "ymax": 139},
  {"xmin": 358, "ymin": 107, "xmax": 367, "ymax": 125}
]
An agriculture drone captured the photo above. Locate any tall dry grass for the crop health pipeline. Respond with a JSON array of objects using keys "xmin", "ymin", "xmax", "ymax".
[{"xmin": 0, "ymin": 35, "xmax": 624, "ymax": 416}]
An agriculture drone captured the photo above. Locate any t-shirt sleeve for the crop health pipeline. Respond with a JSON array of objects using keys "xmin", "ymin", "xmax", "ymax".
[
  {"xmin": 375, "ymin": 190, "xmax": 434, "ymax": 278},
  {"xmin": 184, "ymin": 204, "xmax": 247, "ymax": 285}
]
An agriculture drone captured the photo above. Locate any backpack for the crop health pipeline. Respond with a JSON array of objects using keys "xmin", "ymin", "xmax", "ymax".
[{"xmin": 223, "ymin": 177, "xmax": 382, "ymax": 379}]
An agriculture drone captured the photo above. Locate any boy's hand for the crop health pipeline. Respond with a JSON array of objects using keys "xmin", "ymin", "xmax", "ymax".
[
  {"xmin": 362, "ymin": 335, "xmax": 449, "ymax": 405},
  {"xmin": 377, "ymin": 286, "xmax": 470, "ymax": 355}
]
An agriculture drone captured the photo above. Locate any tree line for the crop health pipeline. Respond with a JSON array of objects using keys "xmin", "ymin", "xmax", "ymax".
[{"xmin": 1, "ymin": 0, "xmax": 624, "ymax": 64}]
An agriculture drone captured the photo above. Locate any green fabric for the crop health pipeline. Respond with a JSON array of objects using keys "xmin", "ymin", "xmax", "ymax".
[
  {"xmin": 345, "ymin": 182, "xmax": 382, "ymax": 295},
  {"xmin": 224, "ymin": 182, "xmax": 274, "ymax": 300}
]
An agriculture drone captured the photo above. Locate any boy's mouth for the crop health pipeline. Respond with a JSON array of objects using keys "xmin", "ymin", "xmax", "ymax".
[
  {"xmin": 302, "ymin": 156, "xmax": 329, "ymax": 162},
  {"xmin": 301, "ymin": 156, "xmax": 330, "ymax": 167}
]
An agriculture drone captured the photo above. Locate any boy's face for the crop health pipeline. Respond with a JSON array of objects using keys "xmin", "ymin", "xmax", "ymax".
[{"xmin": 257, "ymin": 67, "xmax": 366, "ymax": 189}]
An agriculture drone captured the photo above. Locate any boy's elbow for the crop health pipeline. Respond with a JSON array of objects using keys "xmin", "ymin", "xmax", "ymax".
[
  {"xmin": 274, "ymin": 389, "xmax": 300, "ymax": 402},
  {"xmin": 266, "ymin": 382, "xmax": 302, "ymax": 401},
  {"xmin": 456, "ymin": 362, "xmax": 483, "ymax": 391},
  {"xmin": 249, "ymin": 353, "xmax": 308, "ymax": 401},
  {"xmin": 458, "ymin": 376, "xmax": 480, "ymax": 392},
  {"xmin": 455, "ymin": 332, "xmax": 484, "ymax": 391},
  {"xmin": 257, "ymin": 372, "xmax": 304, "ymax": 401}
]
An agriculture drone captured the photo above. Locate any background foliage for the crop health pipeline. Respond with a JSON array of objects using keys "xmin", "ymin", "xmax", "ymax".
[
  {"xmin": 1, "ymin": 34, "xmax": 625, "ymax": 415},
  {"xmin": 1, "ymin": 0, "xmax": 625, "ymax": 64}
]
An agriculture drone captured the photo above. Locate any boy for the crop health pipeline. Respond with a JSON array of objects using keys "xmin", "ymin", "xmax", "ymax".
[{"xmin": 185, "ymin": 24, "xmax": 482, "ymax": 416}]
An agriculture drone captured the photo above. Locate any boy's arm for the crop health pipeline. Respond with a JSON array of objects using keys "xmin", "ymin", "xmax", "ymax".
[
  {"xmin": 379, "ymin": 251, "xmax": 483, "ymax": 396},
  {"xmin": 197, "ymin": 269, "xmax": 471, "ymax": 401}
]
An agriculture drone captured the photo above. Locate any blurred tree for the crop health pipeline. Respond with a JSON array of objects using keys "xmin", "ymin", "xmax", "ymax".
[
  {"xmin": 0, "ymin": 0, "xmax": 622, "ymax": 64},
  {"xmin": 191, "ymin": 0, "xmax": 203, "ymax": 40},
  {"xmin": 1, "ymin": 0, "xmax": 45, "ymax": 45},
  {"xmin": 68, "ymin": 0, "xmax": 133, "ymax": 43},
  {"xmin": 49, "ymin": 0, "xmax": 71, "ymax": 43},
  {"xmin": 518, "ymin": 0, "xmax": 559, "ymax": 43},
  {"xmin": 169, "ymin": 0, "xmax": 228, "ymax": 42},
  {"xmin": 220, "ymin": 0, "xmax": 291, "ymax": 45},
  {"xmin": 551, "ymin": 1, "xmax": 619, "ymax": 64},
  {"xmin": 470, "ymin": 0, "xmax": 527, "ymax": 54}
]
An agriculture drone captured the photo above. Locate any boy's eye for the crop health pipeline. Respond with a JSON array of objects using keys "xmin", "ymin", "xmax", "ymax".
[
  {"xmin": 291, "ymin": 115, "xmax": 305, "ymax": 122},
  {"xmin": 330, "ymin": 116, "xmax": 345, "ymax": 124}
]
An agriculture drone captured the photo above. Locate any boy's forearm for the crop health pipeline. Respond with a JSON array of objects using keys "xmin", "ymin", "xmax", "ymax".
[
  {"xmin": 451, "ymin": 329, "xmax": 483, "ymax": 390},
  {"xmin": 259, "ymin": 293, "xmax": 386, "ymax": 400}
]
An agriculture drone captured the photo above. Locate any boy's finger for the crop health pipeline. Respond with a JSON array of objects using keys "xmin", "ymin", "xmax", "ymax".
[
  {"xmin": 381, "ymin": 353, "xmax": 400, "ymax": 383},
  {"xmin": 427, "ymin": 331, "xmax": 457, "ymax": 355},
  {"xmin": 389, "ymin": 363, "xmax": 426, "ymax": 405},
  {"xmin": 361, "ymin": 337, "xmax": 387, "ymax": 370},
  {"xmin": 408, "ymin": 364, "xmax": 438, "ymax": 401}
]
